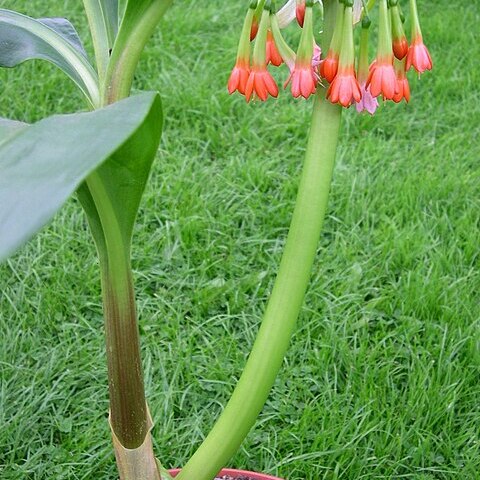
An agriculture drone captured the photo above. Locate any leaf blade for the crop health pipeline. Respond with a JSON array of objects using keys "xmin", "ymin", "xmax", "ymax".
[
  {"xmin": 0, "ymin": 92, "xmax": 162, "ymax": 262},
  {"xmin": 0, "ymin": 9, "xmax": 100, "ymax": 107}
]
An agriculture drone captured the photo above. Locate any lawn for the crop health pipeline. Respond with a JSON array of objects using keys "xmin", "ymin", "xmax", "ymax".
[{"xmin": 0, "ymin": 1, "xmax": 479, "ymax": 479}]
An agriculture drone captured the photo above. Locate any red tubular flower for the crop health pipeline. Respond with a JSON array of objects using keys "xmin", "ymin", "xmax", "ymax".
[
  {"xmin": 327, "ymin": 66, "xmax": 361, "ymax": 107},
  {"xmin": 392, "ymin": 58, "xmax": 410, "ymax": 103},
  {"xmin": 326, "ymin": 5, "xmax": 361, "ymax": 107},
  {"xmin": 319, "ymin": 2, "xmax": 344, "ymax": 82},
  {"xmin": 390, "ymin": 2, "xmax": 408, "ymax": 60},
  {"xmin": 367, "ymin": 0, "xmax": 397, "ymax": 100},
  {"xmin": 228, "ymin": 5, "xmax": 255, "ymax": 97},
  {"xmin": 406, "ymin": 0, "xmax": 432, "ymax": 73},
  {"xmin": 266, "ymin": 30, "xmax": 283, "ymax": 66},
  {"xmin": 296, "ymin": 0, "xmax": 306, "ymax": 27},
  {"xmin": 393, "ymin": 36, "xmax": 409, "ymax": 61},
  {"xmin": 406, "ymin": 35, "xmax": 432, "ymax": 73},
  {"xmin": 285, "ymin": 60, "xmax": 317, "ymax": 99},
  {"xmin": 320, "ymin": 53, "xmax": 339, "ymax": 83},
  {"xmin": 286, "ymin": 3, "xmax": 317, "ymax": 99},
  {"xmin": 245, "ymin": 66, "xmax": 279, "ymax": 102},
  {"xmin": 366, "ymin": 60, "xmax": 397, "ymax": 100},
  {"xmin": 250, "ymin": 18, "xmax": 259, "ymax": 41},
  {"xmin": 228, "ymin": 59, "xmax": 250, "ymax": 95},
  {"xmin": 245, "ymin": 9, "xmax": 278, "ymax": 102}
]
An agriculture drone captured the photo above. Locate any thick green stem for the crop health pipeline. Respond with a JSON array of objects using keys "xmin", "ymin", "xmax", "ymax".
[
  {"xmin": 177, "ymin": 89, "xmax": 342, "ymax": 480},
  {"xmin": 86, "ymin": 172, "xmax": 148, "ymax": 449}
]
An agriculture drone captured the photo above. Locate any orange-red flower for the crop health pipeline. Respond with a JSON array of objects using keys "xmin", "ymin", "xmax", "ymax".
[
  {"xmin": 266, "ymin": 30, "xmax": 283, "ymax": 66},
  {"xmin": 285, "ymin": 60, "xmax": 317, "ymax": 99},
  {"xmin": 407, "ymin": 0, "xmax": 432, "ymax": 74},
  {"xmin": 327, "ymin": 66, "xmax": 361, "ymax": 107},
  {"xmin": 319, "ymin": 3, "xmax": 344, "ymax": 83},
  {"xmin": 392, "ymin": 58, "xmax": 410, "ymax": 103},
  {"xmin": 228, "ymin": 59, "xmax": 250, "ymax": 95},
  {"xmin": 366, "ymin": 59, "xmax": 397, "ymax": 100},
  {"xmin": 250, "ymin": 17, "xmax": 259, "ymax": 41},
  {"xmin": 245, "ymin": 66, "xmax": 279, "ymax": 102},
  {"xmin": 393, "ymin": 37, "xmax": 409, "ymax": 61},
  {"xmin": 391, "ymin": 2, "xmax": 408, "ymax": 60},
  {"xmin": 406, "ymin": 35, "xmax": 432, "ymax": 73},
  {"xmin": 320, "ymin": 51, "xmax": 339, "ymax": 83},
  {"xmin": 296, "ymin": 0, "xmax": 306, "ymax": 27}
]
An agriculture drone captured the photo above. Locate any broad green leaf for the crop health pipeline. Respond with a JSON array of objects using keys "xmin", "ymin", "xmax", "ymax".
[
  {"xmin": 0, "ymin": 118, "xmax": 27, "ymax": 145},
  {"xmin": 77, "ymin": 92, "xmax": 163, "ymax": 256},
  {"xmin": 0, "ymin": 92, "xmax": 162, "ymax": 263},
  {"xmin": 82, "ymin": 0, "xmax": 119, "ymax": 79},
  {"xmin": 0, "ymin": 9, "xmax": 100, "ymax": 107}
]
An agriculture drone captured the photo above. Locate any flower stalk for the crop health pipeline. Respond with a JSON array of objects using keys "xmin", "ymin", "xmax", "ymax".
[{"xmin": 177, "ymin": 4, "xmax": 343, "ymax": 479}]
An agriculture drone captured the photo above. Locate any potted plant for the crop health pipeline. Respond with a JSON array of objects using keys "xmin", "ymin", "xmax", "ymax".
[{"xmin": 0, "ymin": 0, "xmax": 432, "ymax": 479}]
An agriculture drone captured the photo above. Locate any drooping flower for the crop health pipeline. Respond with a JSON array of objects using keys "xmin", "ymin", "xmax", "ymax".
[
  {"xmin": 296, "ymin": 0, "xmax": 306, "ymax": 27},
  {"xmin": 285, "ymin": 3, "xmax": 317, "ymax": 99},
  {"xmin": 355, "ymin": 17, "xmax": 379, "ymax": 114},
  {"xmin": 406, "ymin": 37, "xmax": 432, "ymax": 73},
  {"xmin": 245, "ymin": 66, "xmax": 279, "ymax": 101},
  {"xmin": 228, "ymin": 5, "xmax": 255, "ymax": 95},
  {"xmin": 245, "ymin": 8, "xmax": 279, "ymax": 102},
  {"xmin": 366, "ymin": 0, "xmax": 397, "ymax": 100},
  {"xmin": 228, "ymin": 59, "xmax": 251, "ymax": 95},
  {"xmin": 392, "ymin": 57, "xmax": 411, "ymax": 103},
  {"xmin": 320, "ymin": 2, "xmax": 345, "ymax": 83},
  {"xmin": 327, "ymin": 4, "xmax": 361, "ymax": 107},
  {"xmin": 390, "ymin": 0, "xmax": 408, "ymax": 60},
  {"xmin": 269, "ymin": 10, "xmax": 297, "ymax": 72},
  {"xmin": 266, "ymin": 29, "xmax": 283, "ymax": 66},
  {"xmin": 250, "ymin": 0, "xmax": 264, "ymax": 40},
  {"xmin": 406, "ymin": 0, "xmax": 432, "ymax": 73}
]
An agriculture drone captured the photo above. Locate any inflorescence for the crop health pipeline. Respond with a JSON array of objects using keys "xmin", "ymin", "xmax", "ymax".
[{"xmin": 228, "ymin": 0, "xmax": 432, "ymax": 114}]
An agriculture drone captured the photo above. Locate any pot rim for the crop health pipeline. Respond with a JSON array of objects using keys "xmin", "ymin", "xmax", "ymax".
[{"xmin": 168, "ymin": 468, "xmax": 284, "ymax": 480}]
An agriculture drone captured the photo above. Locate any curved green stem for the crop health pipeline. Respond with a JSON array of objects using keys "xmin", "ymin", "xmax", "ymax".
[{"xmin": 177, "ymin": 90, "xmax": 342, "ymax": 480}]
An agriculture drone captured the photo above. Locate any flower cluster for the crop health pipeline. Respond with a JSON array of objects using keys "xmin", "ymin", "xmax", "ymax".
[{"xmin": 228, "ymin": 0, "xmax": 432, "ymax": 114}]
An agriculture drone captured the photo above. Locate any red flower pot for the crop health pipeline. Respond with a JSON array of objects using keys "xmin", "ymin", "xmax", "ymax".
[{"xmin": 169, "ymin": 468, "xmax": 283, "ymax": 480}]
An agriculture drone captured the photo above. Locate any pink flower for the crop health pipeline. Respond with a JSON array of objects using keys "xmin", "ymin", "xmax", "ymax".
[
  {"xmin": 366, "ymin": 59, "xmax": 397, "ymax": 100},
  {"xmin": 285, "ymin": 60, "xmax": 317, "ymax": 99},
  {"xmin": 355, "ymin": 82, "xmax": 379, "ymax": 114},
  {"xmin": 406, "ymin": 35, "xmax": 433, "ymax": 73},
  {"xmin": 327, "ymin": 66, "xmax": 362, "ymax": 108},
  {"xmin": 245, "ymin": 65, "xmax": 279, "ymax": 102}
]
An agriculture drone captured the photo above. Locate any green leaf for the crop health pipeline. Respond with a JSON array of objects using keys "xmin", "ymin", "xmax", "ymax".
[
  {"xmin": 77, "ymin": 94, "xmax": 163, "ymax": 257},
  {"xmin": 0, "ymin": 92, "xmax": 162, "ymax": 263},
  {"xmin": 0, "ymin": 9, "xmax": 100, "ymax": 107},
  {"xmin": 0, "ymin": 118, "xmax": 27, "ymax": 145},
  {"xmin": 105, "ymin": 0, "xmax": 172, "ymax": 101},
  {"xmin": 82, "ymin": 0, "xmax": 119, "ymax": 80}
]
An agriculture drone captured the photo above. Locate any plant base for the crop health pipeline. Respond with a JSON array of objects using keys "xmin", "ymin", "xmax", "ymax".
[{"xmin": 110, "ymin": 410, "xmax": 161, "ymax": 480}]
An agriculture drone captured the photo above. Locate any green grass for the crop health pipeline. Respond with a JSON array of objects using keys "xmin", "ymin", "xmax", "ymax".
[{"xmin": 1, "ymin": 1, "xmax": 479, "ymax": 479}]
